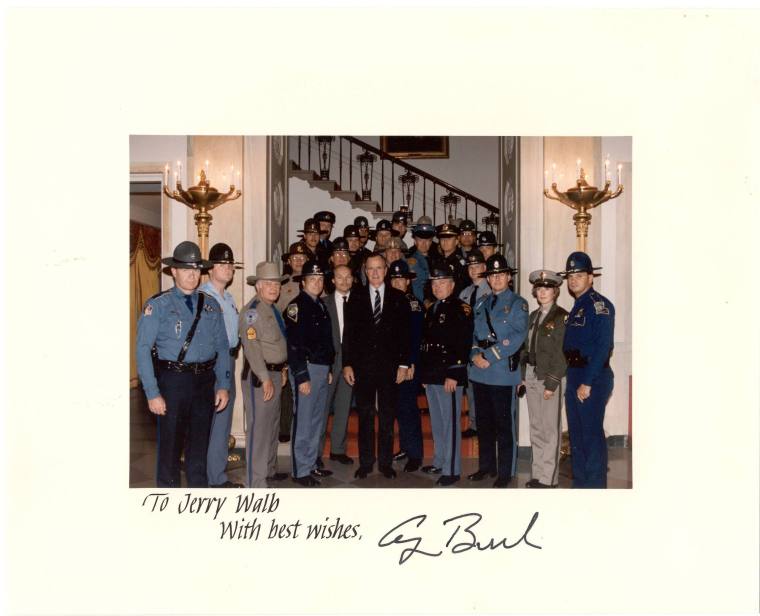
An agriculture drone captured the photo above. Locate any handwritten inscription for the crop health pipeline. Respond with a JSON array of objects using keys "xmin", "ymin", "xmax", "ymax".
[{"xmin": 378, "ymin": 512, "xmax": 541, "ymax": 564}]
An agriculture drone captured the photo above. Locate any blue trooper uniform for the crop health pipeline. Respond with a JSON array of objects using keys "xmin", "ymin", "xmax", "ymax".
[
  {"xmin": 397, "ymin": 290, "xmax": 425, "ymax": 465},
  {"xmin": 418, "ymin": 286, "xmax": 474, "ymax": 483},
  {"xmin": 285, "ymin": 289, "xmax": 335, "ymax": 481},
  {"xmin": 200, "ymin": 280, "xmax": 240, "ymax": 486},
  {"xmin": 460, "ymin": 280, "xmax": 492, "ymax": 433},
  {"xmin": 563, "ymin": 282, "xmax": 615, "ymax": 489},
  {"xmin": 406, "ymin": 248, "xmax": 431, "ymax": 303},
  {"xmin": 136, "ymin": 286, "xmax": 231, "ymax": 488},
  {"xmin": 469, "ymin": 272, "xmax": 529, "ymax": 484}
]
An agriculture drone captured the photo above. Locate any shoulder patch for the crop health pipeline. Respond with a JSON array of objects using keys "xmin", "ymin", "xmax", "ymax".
[
  {"xmin": 594, "ymin": 301, "xmax": 610, "ymax": 315},
  {"xmin": 461, "ymin": 303, "xmax": 472, "ymax": 317},
  {"xmin": 286, "ymin": 304, "xmax": 298, "ymax": 322},
  {"xmin": 407, "ymin": 257, "xmax": 417, "ymax": 266},
  {"xmin": 409, "ymin": 299, "xmax": 421, "ymax": 312},
  {"xmin": 246, "ymin": 326, "xmax": 257, "ymax": 340},
  {"xmin": 143, "ymin": 304, "xmax": 153, "ymax": 316},
  {"xmin": 564, "ymin": 314, "xmax": 569, "ymax": 324},
  {"xmin": 245, "ymin": 309, "xmax": 259, "ymax": 325},
  {"xmin": 521, "ymin": 301, "xmax": 528, "ymax": 311},
  {"xmin": 203, "ymin": 303, "xmax": 214, "ymax": 312}
]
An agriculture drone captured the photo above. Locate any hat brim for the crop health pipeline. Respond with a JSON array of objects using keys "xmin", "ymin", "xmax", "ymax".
[
  {"xmin": 161, "ymin": 257, "xmax": 213, "ymax": 270},
  {"xmin": 558, "ymin": 267, "xmax": 602, "ymax": 278},
  {"xmin": 293, "ymin": 272, "xmax": 325, "ymax": 282},
  {"xmin": 412, "ymin": 231, "xmax": 435, "ymax": 239},
  {"xmin": 480, "ymin": 268, "xmax": 517, "ymax": 277},
  {"xmin": 532, "ymin": 280, "xmax": 562, "ymax": 288},
  {"xmin": 246, "ymin": 274, "xmax": 288, "ymax": 285},
  {"xmin": 389, "ymin": 273, "xmax": 417, "ymax": 280},
  {"xmin": 210, "ymin": 261, "xmax": 244, "ymax": 269}
]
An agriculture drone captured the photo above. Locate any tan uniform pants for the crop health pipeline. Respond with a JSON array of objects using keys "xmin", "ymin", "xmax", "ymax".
[{"xmin": 524, "ymin": 365, "xmax": 563, "ymax": 486}]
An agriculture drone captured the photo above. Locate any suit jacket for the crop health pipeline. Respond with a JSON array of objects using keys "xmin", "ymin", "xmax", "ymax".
[
  {"xmin": 342, "ymin": 284, "xmax": 411, "ymax": 376},
  {"xmin": 519, "ymin": 302, "xmax": 568, "ymax": 392}
]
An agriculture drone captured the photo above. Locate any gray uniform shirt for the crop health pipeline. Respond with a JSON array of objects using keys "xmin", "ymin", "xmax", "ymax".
[{"xmin": 239, "ymin": 298, "xmax": 288, "ymax": 385}]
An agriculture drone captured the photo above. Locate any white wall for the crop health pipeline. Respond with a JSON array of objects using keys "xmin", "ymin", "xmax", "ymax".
[{"xmin": 129, "ymin": 194, "xmax": 161, "ymax": 228}]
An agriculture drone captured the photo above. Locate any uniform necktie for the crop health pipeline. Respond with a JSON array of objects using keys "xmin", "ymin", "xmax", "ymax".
[
  {"xmin": 529, "ymin": 311, "xmax": 542, "ymax": 363},
  {"xmin": 273, "ymin": 307, "xmax": 286, "ymax": 336},
  {"xmin": 491, "ymin": 294, "xmax": 498, "ymax": 309},
  {"xmin": 373, "ymin": 289, "xmax": 381, "ymax": 325},
  {"xmin": 184, "ymin": 294, "xmax": 193, "ymax": 313},
  {"xmin": 469, "ymin": 286, "xmax": 478, "ymax": 307}
]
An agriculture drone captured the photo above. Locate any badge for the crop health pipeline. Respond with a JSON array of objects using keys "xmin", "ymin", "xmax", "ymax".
[
  {"xmin": 246, "ymin": 310, "xmax": 259, "ymax": 325},
  {"xmin": 246, "ymin": 327, "xmax": 257, "ymax": 340},
  {"xmin": 461, "ymin": 304, "xmax": 472, "ymax": 316},
  {"xmin": 521, "ymin": 302, "xmax": 528, "ymax": 311},
  {"xmin": 143, "ymin": 304, "xmax": 153, "ymax": 316},
  {"xmin": 203, "ymin": 304, "xmax": 214, "ymax": 312},
  {"xmin": 286, "ymin": 304, "xmax": 298, "ymax": 322},
  {"xmin": 545, "ymin": 321, "xmax": 555, "ymax": 330},
  {"xmin": 439, "ymin": 313, "xmax": 446, "ymax": 324},
  {"xmin": 564, "ymin": 314, "xmax": 569, "ymax": 324},
  {"xmin": 577, "ymin": 308, "xmax": 584, "ymax": 317},
  {"xmin": 175, "ymin": 320, "xmax": 182, "ymax": 338},
  {"xmin": 407, "ymin": 258, "xmax": 417, "ymax": 266},
  {"xmin": 503, "ymin": 305, "xmax": 511, "ymax": 314},
  {"xmin": 410, "ymin": 299, "xmax": 420, "ymax": 312},
  {"xmin": 594, "ymin": 301, "xmax": 610, "ymax": 315}
]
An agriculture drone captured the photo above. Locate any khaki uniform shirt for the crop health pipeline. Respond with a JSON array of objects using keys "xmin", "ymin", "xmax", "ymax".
[{"xmin": 239, "ymin": 297, "xmax": 287, "ymax": 385}]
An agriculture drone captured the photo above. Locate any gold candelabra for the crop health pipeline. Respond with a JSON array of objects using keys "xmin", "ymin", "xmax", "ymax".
[
  {"xmin": 543, "ymin": 166, "xmax": 623, "ymax": 252},
  {"xmin": 163, "ymin": 166, "xmax": 241, "ymax": 257}
]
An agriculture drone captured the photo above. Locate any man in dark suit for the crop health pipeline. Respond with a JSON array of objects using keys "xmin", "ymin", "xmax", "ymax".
[
  {"xmin": 342, "ymin": 253, "xmax": 411, "ymax": 479},
  {"xmin": 319, "ymin": 264, "xmax": 355, "ymax": 466}
]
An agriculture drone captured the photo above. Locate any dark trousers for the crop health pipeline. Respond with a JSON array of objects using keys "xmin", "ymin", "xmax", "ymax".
[
  {"xmin": 156, "ymin": 368, "xmax": 215, "ymax": 488},
  {"xmin": 279, "ymin": 381, "xmax": 293, "ymax": 437},
  {"xmin": 397, "ymin": 376, "xmax": 423, "ymax": 460},
  {"xmin": 565, "ymin": 368, "xmax": 614, "ymax": 488},
  {"xmin": 355, "ymin": 369, "xmax": 398, "ymax": 469},
  {"xmin": 473, "ymin": 382, "xmax": 515, "ymax": 480}
]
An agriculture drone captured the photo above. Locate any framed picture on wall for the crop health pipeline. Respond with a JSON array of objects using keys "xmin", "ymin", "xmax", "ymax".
[{"xmin": 380, "ymin": 136, "xmax": 449, "ymax": 159}]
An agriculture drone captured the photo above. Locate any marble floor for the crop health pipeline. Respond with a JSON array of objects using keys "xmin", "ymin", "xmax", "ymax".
[{"xmin": 130, "ymin": 387, "xmax": 632, "ymax": 489}]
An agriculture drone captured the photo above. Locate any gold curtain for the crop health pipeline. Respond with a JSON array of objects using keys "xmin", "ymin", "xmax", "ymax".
[{"xmin": 130, "ymin": 224, "xmax": 162, "ymax": 387}]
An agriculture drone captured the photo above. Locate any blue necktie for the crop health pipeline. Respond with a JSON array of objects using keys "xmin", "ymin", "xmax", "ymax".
[
  {"xmin": 184, "ymin": 294, "xmax": 194, "ymax": 313},
  {"xmin": 273, "ymin": 307, "xmax": 287, "ymax": 336},
  {"xmin": 373, "ymin": 289, "xmax": 382, "ymax": 325}
]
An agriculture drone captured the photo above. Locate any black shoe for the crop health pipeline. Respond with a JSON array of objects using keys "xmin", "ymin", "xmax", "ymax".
[
  {"xmin": 266, "ymin": 472, "xmax": 288, "ymax": 482},
  {"xmin": 393, "ymin": 450, "xmax": 408, "ymax": 462},
  {"xmin": 354, "ymin": 466, "xmax": 372, "ymax": 479},
  {"xmin": 525, "ymin": 478, "xmax": 551, "ymax": 488},
  {"xmin": 379, "ymin": 466, "xmax": 397, "ymax": 479},
  {"xmin": 292, "ymin": 475, "xmax": 320, "ymax": 487},
  {"xmin": 493, "ymin": 476, "xmax": 513, "ymax": 488},
  {"xmin": 278, "ymin": 434, "xmax": 290, "ymax": 443},
  {"xmin": 311, "ymin": 467, "xmax": 333, "ymax": 478},
  {"xmin": 329, "ymin": 453, "xmax": 354, "ymax": 465},
  {"xmin": 403, "ymin": 458, "xmax": 421, "ymax": 473},
  {"xmin": 210, "ymin": 480, "xmax": 244, "ymax": 488},
  {"xmin": 467, "ymin": 470, "xmax": 496, "ymax": 481},
  {"xmin": 422, "ymin": 465, "xmax": 442, "ymax": 475},
  {"xmin": 461, "ymin": 428, "xmax": 478, "ymax": 438},
  {"xmin": 315, "ymin": 457, "xmax": 324, "ymax": 469},
  {"xmin": 436, "ymin": 475, "xmax": 460, "ymax": 487}
]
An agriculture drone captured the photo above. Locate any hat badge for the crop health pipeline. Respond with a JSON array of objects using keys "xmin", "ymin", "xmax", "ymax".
[
  {"xmin": 540, "ymin": 271, "xmax": 546, "ymax": 280},
  {"xmin": 569, "ymin": 260, "xmax": 575, "ymax": 267}
]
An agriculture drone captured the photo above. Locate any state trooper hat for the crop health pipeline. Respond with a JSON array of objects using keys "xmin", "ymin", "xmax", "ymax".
[
  {"xmin": 429, "ymin": 266, "xmax": 455, "ymax": 280},
  {"xmin": 281, "ymin": 241, "xmax": 309, "ymax": 262},
  {"xmin": 331, "ymin": 237, "xmax": 350, "ymax": 253},
  {"xmin": 392, "ymin": 211, "xmax": 409, "ymax": 224},
  {"xmin": 388, "ymin": 259, "xmax": 416, "ymax": 279},
  {"xmin": 294, "ymin": 259, "xmax": 326, "ymax": 281},
  {"xmin": 343, "ymin": 224, "xmax": 360, "ymax": 239},
  {"xmin": 529, "ymin": 269, "xmax": 563, "ymax": 288},
  {"xmin": 476, "ymin": 230, "xmax": 502, "ymax": 247},
  {"xmin": 383, "ymin": 236, "xmax": 404, "ymax": 251},
  {"xmin": 208, "ymin": 242, "xmax": 243, "ymax": 268},
  {"xmin": 481, "ymin": 254, "xmax": 517, "ymax": 276},
  {"xmin": 354, "ymin": 215, "xmax": 370, "ymax": 229},
  {"xmin": 314, "ymin": 210, "xmax": 336, "ymax": 224},
  {"xmin": 298, "ymin": 218, "xmax": 321, "ymax": 234},
  {"xmin": 436, "ymin": 223, "xmax": 459, "ymax": 238},
  {"xmin": 376, "ymin": 219, "xmax": 392, "ymax": 232},
  {"xmin": 458, "ymin": 219, "xmax": 476, "ymax": 233},
  {"xmin": 558, "ymin": 251, "xmax": 602, "ymax": 277},
  {"xmin": 465, "ymin": 250, "xmax": 486, "ymax": 266},
  {"xmin": 412, "ymin": 215, "xmax": 435, "ymax": 239},
  {"xmin": 247, "ymin": 261, "xmax": 288, "ymax": 285},
  {"xmin": 162, "ymin": 241, "xmax": 212, "ymax": 270}
]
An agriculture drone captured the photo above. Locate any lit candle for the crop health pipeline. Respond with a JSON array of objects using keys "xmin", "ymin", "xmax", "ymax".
[
  {"xmin": 164, "ymin": 163, "xmax": 169, "ymax": 187},
  {"xmin": 205, "ymin": 159, "xmax": 209, "ymax": 179},
  {"xmin": 230, "ymin": 165, "xmax": 235, "ymax": 187},
  {"xmin": 236, "ymin": 170, "xmax": 241, "ymax": 189},
  {"xmin": 617, "ymin": 163, "xmax": 622, "ymax": 186},
  {"xmin": 177, "ymin": 161, "xmax": 182, "ymax": 186},
  {"xmin": 604, "ymin": 156, "xmax": 610, "ymax": 183},
  {"xmin": 576, "ymin": 158, "xmax": 581, "ymax": 180}
]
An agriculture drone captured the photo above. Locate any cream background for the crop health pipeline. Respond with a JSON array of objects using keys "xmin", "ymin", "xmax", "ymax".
[{"xmin": 4, "ymin": 7, "xmax": 759, "ymax": 615}]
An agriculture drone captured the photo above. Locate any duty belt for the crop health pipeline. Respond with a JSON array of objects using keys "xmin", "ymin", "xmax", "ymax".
[
  {"xmin": 157, "ymin": 358, "xmax": 216, "ymax": 374},
  {"xmin": 266, "ymin": 362, "xmax": 287, "ymax": 372},
  {"xmin": 564, "ymin": 349, "xmax": 610, "ymax": 369},
  {"xmin": 420, "ymin": 342, "xmax": 449, "ymax": 352},
  {"xmin": 476, "ymin": 338, "xmax": 496, "ymax": 350}
]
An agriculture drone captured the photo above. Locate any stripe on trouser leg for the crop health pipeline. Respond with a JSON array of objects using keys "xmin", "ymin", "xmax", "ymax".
[
  {"xmin": 450, "ymin": 390, "xmax": 457, "ymax": 476},
  {"xmin": 247, "ymin": 377, "xmax": 256, "ymax": 487},
  {"xmin": 551, "ymin": 381, "xmax": 563, "ymax": 485},
  {"xmin": 290, "ymin": 379, "xmax": 299, "ymax": 477},
  {"xmin": 510, "ymin": 387, "xmax": 518, "ymax": 477}
]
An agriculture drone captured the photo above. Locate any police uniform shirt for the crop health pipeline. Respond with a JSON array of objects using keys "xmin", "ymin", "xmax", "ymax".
[
  {"xmin": 406, "ymin": 292, "xmax": 424, "ymax": 367},
  {"xmin": 418, "ymin": 296, "xmax": 474, "ymax": 386},
  {"xmin": 284, "ymin": 290, "xmax": 335, "ymax": 385},
  {"xmin": 459, "ymin": 280, "xmax": 491, "ymax": 309},
  {"xmin": 563, "ymin": 288, "xmax": 615, "ymax": 386},
  {"xmin": 276, "ymin": 278, "xmax": 300, "ymax": 313},
  {"xmin": 469, "ymin": 289, "xmax": 529, "ymax": 386},
  {"xmin": 136, "ymin": 287, "xmax": 231, "ymax": 399},
  {"xmin": 200, "ymin": 281, "xmax": 239, "ymax": 349},
  {"xmin": 406, "ymin": 248, "xmax": 431, "ymax": 303},
  {"xmin": 239, "ymin": 298, "xmax": 287, "ymax": 385}
]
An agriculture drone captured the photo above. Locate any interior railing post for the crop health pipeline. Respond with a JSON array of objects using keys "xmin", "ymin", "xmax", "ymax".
[
  {"xmin": 308, "ymin": 137, "xmax": 311, "ymax": 171},
  {"xmin": 339, "ymin": 138, "xmax": 343, "ymax": 188},
  {"xmin": 422, "ymin": 179, "xmax": 426, "ymax": 218},
  {"xmin": 381, "ymin": 155, "xmax": 385, "ymax": 211},
  {"xmin": 298, "ymin": 136, "xmax": 302, "ymax": 168},
  {"xmin": 349, "ymin": 142, "xmax": 353, "ymax": 192},
  {"xmin": 391, "ymin": 162, "xmax": 395, "ymax": 212}
]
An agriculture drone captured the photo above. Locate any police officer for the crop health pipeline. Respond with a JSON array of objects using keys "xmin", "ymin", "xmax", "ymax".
[
  {"xmin": 519, "ymin": 270, "xmax": 568, "ymax": 488},
  {"xmin": 406, "ymin": 216, "xmax": 437, "ymax": 304},
  {"xmin": 297, "ymin": 218, "xmax": 322, "ymax": 265},
  {"xmin": 457, "ymin": 219, "xmax": 477, "ymax": 259},
  {"xmin": 314, "ymin": 210, "xmax": 336, "ymax": 263},
  {"xmin": 388, "ymin": 260, "xmax": 425, "ymax": 473},
  {"xmin": 241, "ymin": 261, "xmax": 290, "ymax": 488},
  {"xmin": 136, "ymin": 241, "xmax": 230, "ymax": 488},
  {"xmin": 459, "ymin": 250, "xmax": 491, "ymax": 439},
  {"xmin": 343, "ymin": 225, "xmax": 366, "ymax": 283},
  {"xmin": 468, "ymin": 254, "xmax": 528, "ymax": 488},
  {"xmin": 391, "ymin": 211, "xmax": 410, "ymax": 251},
  {"xmin": 284, "ymin": 259, "xmax": 335, "ymax": 487},
  {"xmin": 418, "ymin": 267, "xmax": 474, "ymax": 486},
  {"xmin": 354, "ymin": 215, "xmax": 371, "ymax": 252},
  {"xmin": 435, "ymin": 222, "xmax": 469, "ymax": 297},
  {"xmin": 559, "ymin": 252, "xmax": 615, "ymax": 489},
  {"xmin": 381, "ymin": 236, "xmax": 405, "ymax": 268},
  {"xmin": 200, "ymin": 242, "xmax": 244, "ymax": 488},
  {"xmin": 373, "ymin": 219, "xmax": 393, "ymax": 252},
  {"xmin": 476, "ymin": 230, "xmax": 503, "ymax": 261}
]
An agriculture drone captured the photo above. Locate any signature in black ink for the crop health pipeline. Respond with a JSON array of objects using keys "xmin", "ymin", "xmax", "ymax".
[{"xmin": 377, "ymin": 512, "xmax": 541, "ymax": 565}]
